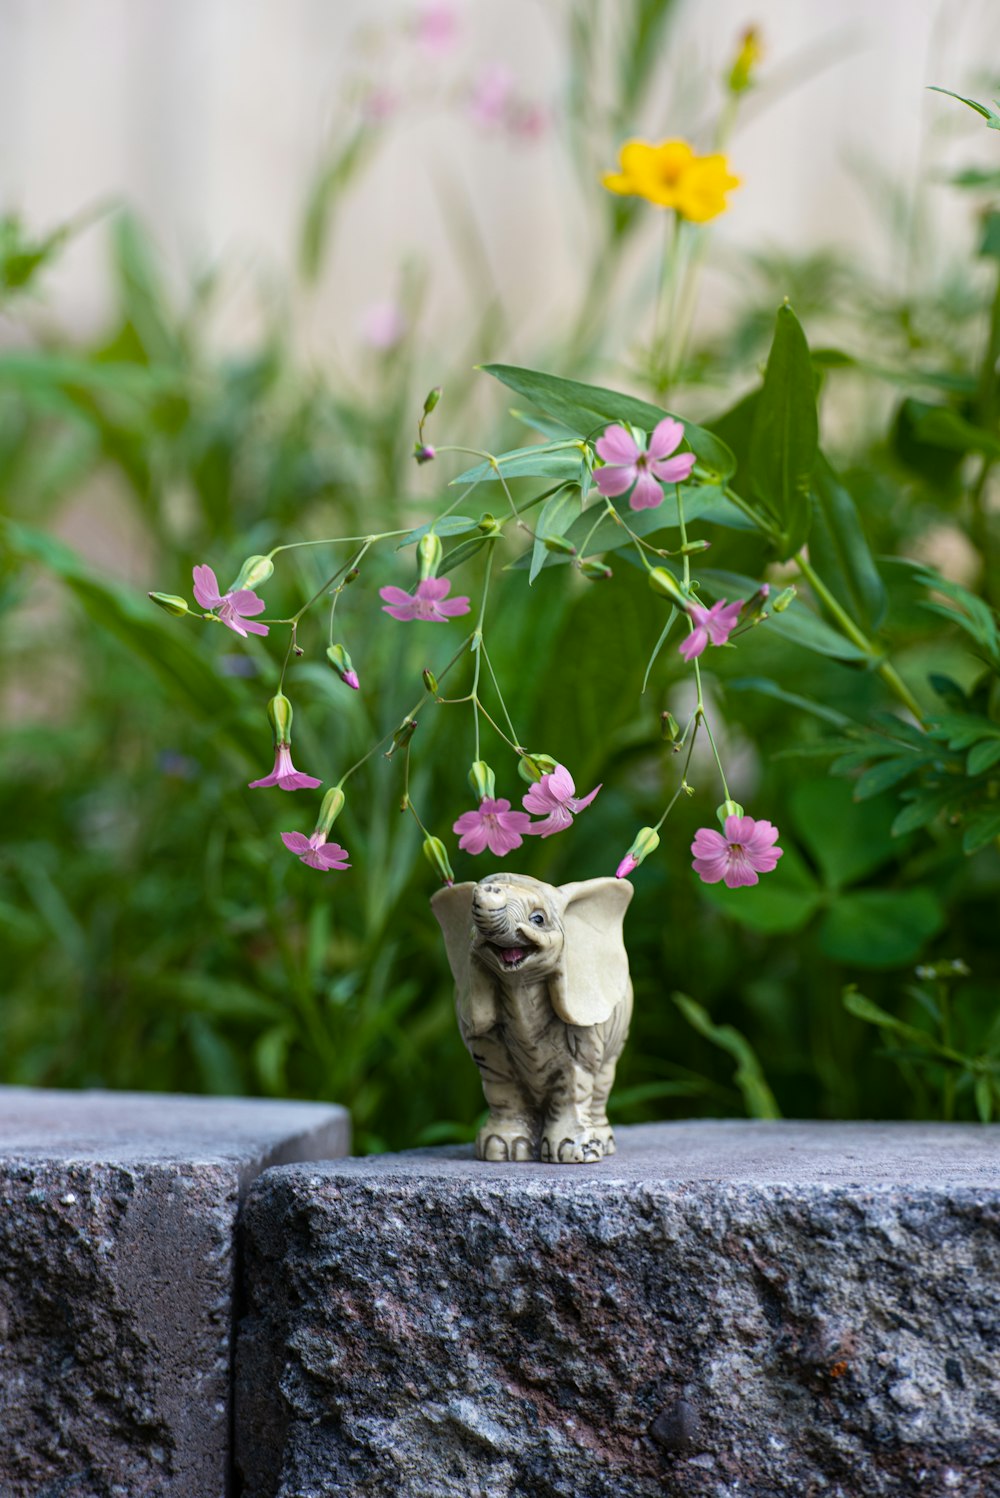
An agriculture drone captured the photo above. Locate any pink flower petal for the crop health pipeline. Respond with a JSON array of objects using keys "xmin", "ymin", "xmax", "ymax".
[
  {"xmin": 744, "ymin": 820, "xmax": 781, "ymax": 853},
  {"xmin": 594, "ymin": 463, "xmax": 637, "ymax": 498},
  {"xmin": 629, "ymin": 471, "xmax": 664, "ymax": 510},
  {"xmin": 231, "ymin": 589, "xmax": 266, "ymax": 616},
  {"xmin": 691, "ymin": 828, "xmax": 729, "ymax": 857},
  {"xmin": 276, "ymin": 771, "xmax": 323, "ymax": 791},
  {"xmin": 241, "ymin": 619, "xmax": 270, "ymax": 637},
  {"xmin": 315, "ymin": 843, "xmax": 351, "ymax": 869},
  {"xmin": 567, "ymin": 782, "xmax": 601, "ymax": 813},
  {"xmin": 521, "ymin": 782, "xmax": 558, "ymax": 814},
  {"xmin": 646, "ymin": 418, "xmax": 685, "ymax": 461},
  {"xmin": 456, "ymin": 820, "xmax": 490, "ymax": 855},
  {"xmin": 651, "ymin": 452, "xmax": 696, "ymax": 484},
  {"xmin": 692, "ymin": 853, "xmax": 731, "ymax": 884},
  {"xmin": 380, "ymin": 585, "xmax": 414, "ymax": 607},
  {"xmin": 281, "ymin": 831, "xmax": 312, "ymax": 854},
  {"xmin": 487, "ymin": 821, "xmax": 525, "ymax": 857},
  {"xmin": 678, "ymin": 627, "xmax": 708, "ymax": 662},
  {"xmin": 248, "ymin": 771, "xmax": 279, "ymax": 788},
  {"xmin": 436, "ymin": 595, "xmax": 472, "ymax": 616},
  {"xmin": 419, "ymin": 577, "xmax": 451, "ymax": 601},
  {"xmin": 595, "ymin": 424, "xmax": 640, "ymax": 466},
  {"xmin": 724, "ymin": 815, "xmax": 757, "ymax": 844},
  {"xmin": 546, "ymin": 764, "xmax": 576, "ymax": 802},
  {"xmin": 723, "ymin": 853, "xmax": 759, "ymax": 889},
  {"xmin": 192, "ymin": 565, "xmax": 223, "ymax": 610},
  {"xmin": 524, "ymin": 806, "xmax": 575, "ymax": 838}
]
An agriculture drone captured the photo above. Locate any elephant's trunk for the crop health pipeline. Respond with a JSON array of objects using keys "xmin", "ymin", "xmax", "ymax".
[{"xmin": 472, "ymin": 883, "xmax": 513, "ymax": 938}]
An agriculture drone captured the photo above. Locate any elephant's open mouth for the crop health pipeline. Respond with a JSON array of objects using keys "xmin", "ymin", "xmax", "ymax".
[{"xmin": 488, "ymin": 943, "xmax": 530, "ymax": 969}]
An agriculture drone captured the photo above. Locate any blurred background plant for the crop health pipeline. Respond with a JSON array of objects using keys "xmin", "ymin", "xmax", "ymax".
[{"xmin": 1, "ymin": 0, "xmax": 998, "ymax": 1147}]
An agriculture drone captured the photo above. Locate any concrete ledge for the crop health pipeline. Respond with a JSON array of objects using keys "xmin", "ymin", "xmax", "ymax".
[
  {"xmin": 236, "ymin": 1121, "xmax": 1000, "ymax": 1498},
  {"xmin": 0, "ymin": 1086, "xmax": 350, "ymax": 1498}
]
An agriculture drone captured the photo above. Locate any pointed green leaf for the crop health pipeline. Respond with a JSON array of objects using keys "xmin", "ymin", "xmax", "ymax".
[
  {"xmin": 748, "ymin": 304, "xmax": 818, "ymax": 560},
  {"xmin": 809, "ymin": 455, "xmax": 886, "ymax": 630}
]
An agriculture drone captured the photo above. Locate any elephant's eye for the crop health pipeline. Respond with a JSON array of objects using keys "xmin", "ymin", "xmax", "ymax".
[{"xmin": 529, "ymin": 911, "xmax": 546, "ymax": 927}]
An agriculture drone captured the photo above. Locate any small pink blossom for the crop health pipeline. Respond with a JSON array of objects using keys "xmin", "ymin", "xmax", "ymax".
[
  {"xmin": 453, "ymin": 797, "xmax": 533, "ymax": 857},
  {"xmin": 415, "ymin": 2, "xmax": 458, "ymax": 57},
  {"xmin": 360, "ymin": 301, "xmax": 407, "ymax": 350},
  {"xmin": 380, "ymin": 577, "xmax": 471, "ymax": 622},
  {"xmin": 691, "ymin": 815, "xmax": 783, "ymax": 889},
  {"xmin": 468, "ymin": 64, "xmax": 514, "ymax": 129},
  {"xmin": 594, "ymin": 420, "xmax": 696, "ymax": 511},
  {"xmin": 281, "ymin": 830, "xmax": 351, "ymax": 872},
  {"xmin": 192, "ymin": 565, "xmax": 269, "ymax": 639},
  {"xmin": 249, "ymin": 744, "xmax": 322, "ymax": 792},
  {"xmin": 678, "ymin": 598, "xmax": 743, "ymax": 661},
  {"xmin": 522, "ymin": 764, "xmax": 601, "ymax": 838},
  {"xmin": 616, "ymin": 853, "xmax": 638, "ymax": 879}
]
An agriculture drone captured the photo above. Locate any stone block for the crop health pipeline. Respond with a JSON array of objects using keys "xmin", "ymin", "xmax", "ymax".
[
  {"xmin": 236, "ymin": 1120, "xmax": 1000, "ymax": 1498},
  {"xmin": 0, "ymin": 1086, "xmax": 349, "ymax": 1498}
]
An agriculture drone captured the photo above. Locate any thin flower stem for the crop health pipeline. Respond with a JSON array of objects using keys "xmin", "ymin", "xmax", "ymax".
[
  {"xmin": 481, "ymin": 641, "xmax": 521, "ymax": 747},
  {"xmin": 471, "ymin": 697, "xmax": 521, "ymax": 752},
  {"xmin": 277, "ymin": 622, "xmax": 298, "ymax": 694},
  {"xmin": 604, "ymin": 500, "xmax": 652, "ymax": 570},
  {"xmin": 793, "ymin": 553, "xmax": 925, "ymax": 723},
  {"xmin": 470, "ymin": 542, "xmax": 497, "ymax": 760},
  {"xmin": 653, "ymin": 721, "xmax": 701, "ymax": 832},
  {"xmin": 695, "ymin": 661, "xmax": 732, "ymax": 802},
  {"xmin": 269, "ymin": 530, "xmax": 409, "ymax": 556}
]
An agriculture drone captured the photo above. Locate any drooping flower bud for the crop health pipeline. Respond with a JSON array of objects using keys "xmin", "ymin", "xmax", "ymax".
[
  {"xmin": 648, "ymin": 567, "xmax": 687, "ymax": 605},
  {"xmin": 468, "ymin": 760, "xmax": 496, "ymax": 801},
  {"xmin": 326, "ymin": 644, "xmax": 360, "ymax": 690},
  {"xmin": 517, "ymin": 752, "xmax": 559, "ymax": 785},
  {"xmin": 579, "ymin": 559, "xmax": 613, "ymax": 580},
  {"xmin": 740, "ymin": 583, "xmax": 771, "ymax": 627},
  {"xmin": 478, "ymin": 512, "xmax": 502, "ymax": 535},
  {"xmin": 660, "ymin": 711, "xmax": 680, "ymax": 742},
  {"xmin": 772, "ymin": 585, "xmax": 796, "ymax": 613},
  {"xmin": 423, "ymin": 835, "xmax": 455, "ymax": 886},
  {"xmin": 315, "ymin": 785, "xmax": 346, "ymax": 836},
  {"xmin": 413, "ymin": 443, "xmax": 436, "ymax": 464},
  {"xmin": 716, "ymin": 799, "xmax": 745, "ymax": 828},
  {"xmin": 343, "ymin": 567, "xmax": 360, "ymax": 585},
  {"xmin": 417, "ymin": 532, "xmax": 443, "ymax": 580},
  {"xmin": 423, "ymin": 385, "xmax": 443, "ymax": 415},
  {"xmin": 422, "ymin": 668, "xmax": 438, "ymax": 695},
  {"xmin": 232, "ymin": 555, "xmax": 274, "ymax": 592},
  {"xmin": 266, "ymin": 692, "xmax": 294, "ymax": 746},
  {"xmin": 679, "ymin": 539, "xmax": 711, "ymax": 555},
  {"xmin": 149, "ymin": 592, "xmax": 190, "ymax": 617},
  {"xmin": 727, "ymin": 26, "xmax": 762, "ymax": 95},
  {"xmin": 543, "ymin": 535, "xmax": 577, "ymax": 555},
  {"xmin": 615, "ymin": 826, "xmax": 660, "ymax": 879},
  {"xmin": 385, "ymin": 717, "xmax": 417, "ymax": 758}
]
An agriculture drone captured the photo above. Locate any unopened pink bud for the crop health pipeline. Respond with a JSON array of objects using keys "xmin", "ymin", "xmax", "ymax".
[
  {"xmin": 615, "ymin": 854, "xmax": 638, "ymax": 880},
  {"xmin": 344, "ymin": 670, "xmax": 360, "ymax": 691},
  {"xmin": 414, "ymin": 443, "xmax": 436, "ymax": 464}
]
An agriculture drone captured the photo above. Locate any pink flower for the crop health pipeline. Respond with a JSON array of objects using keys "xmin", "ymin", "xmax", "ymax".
[
  {"xmin": 678, "ymin": 598, "xmax": 743, "ymax": 661},
  {"xmin": 192, "ymin": 565, "xmax": 269, "ymax": 639},
  {"xmin": 415, "ymin": 2, "xmax": 458, "ymax": 57},
  {"xmin": 691, "ymin": 815, "xmax": 783, "ymax": 889},
  {"xmin": 249, "ymin": 744, "xmax": 322, "ymax": 792},
  {"xmin": 281, "ymin": 830, "xmax": 351, "ymax": 872},
  {"xmin": 594, "ymin": 420, "xmax": 696, "ymax": 511},
  {"xmin": 453, "ymin": 797, "xmax": 533, "ymax": 857},
  {"xmin": 522, "ymin": 764, "xmax": 601, "ymax": 838},
  {"xmin": 360, "ymin": 301, "xmax": 407, "ymax": 350},
  {"xmin": 468, "ymin": 64, "xmax": 513, "ymax": 129},
  {"xmin": 379, "ymin": 577, "xmax": 471, "ymax": 622}
]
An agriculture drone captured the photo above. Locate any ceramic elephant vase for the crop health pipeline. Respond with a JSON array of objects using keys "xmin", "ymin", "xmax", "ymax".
[{"xmin": 431, "ymin": 873, "xmax": 633, "ymax": 1163}]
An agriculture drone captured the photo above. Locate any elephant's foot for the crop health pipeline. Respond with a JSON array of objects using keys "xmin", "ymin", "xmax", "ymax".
[
  {"xmin": 590, "ymin": 1123, "xmax": 616, "ymax": 1156},
  {"xmin": 476, "ymin": 1121, "xmax": 535, "ymax": 1162},
  {"xmin": 539, "ymin": 1123, "xmax": 605, "ymax": 1164}
]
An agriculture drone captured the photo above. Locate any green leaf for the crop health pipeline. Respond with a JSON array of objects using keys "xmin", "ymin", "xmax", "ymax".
[
  {"xmin": 909, "ymin": 405, "xmax": 1000, "ymax": 460},
  {"xmin": 726, "ymin": 676, "xmax": 854, "ymax": 728},
  {"xmin": 967, "ymin": 738, "xmax": 1000, "ymax": 775},
  {"xmin": 843, "ymin": 986, "xmax": 969, "ymax": 1064},
  {"xmin": 820, "ymin": 889, "xmax": 945, "ymax": 967},
  {"xmin": 531, "ymin": 488, "xmax": 580, "ymax": 584},
  {"xmin": 791, "ymin": 778, "xmax": 898, "ymax": 889},
  {"xmin": 748, "ymin": 304, "xmax": 818, "ymax": 559},
  {"xmin": 853, "ymin": 755, "xmax": 928, "ymax": 800},
  {"xmin": 641, "ymin": 609, "xmax": 679, "ymax": 692},
  {"xmin": 767, "ymin": 600, "xmax": 870, "ymax": 661},
  {"xmin": 891, "ymin": 784, "xmax": 959, "ymax": 836},
  {"xmin": 451, "ymin": 442, "xmax": 585, "ymax": 485},
  {"xmin": 479, "ymin": 363, "xmax": 737, "ymax": 480},
  {"xmin": 808, "ymin": 455, "xmax": 887, "ymax": 631},
  {"xmin": 697, "ymin": 841, "xmax": 821, "ymax": 934},
  {"xmin": 980, "ymin": 212, "xmax": 1000, "ymax": 260},
  {"xmin": 974, "ymin": 1074, "xmax": 993, "ymax": 1124},
  {"xmin": 928, "ymin": 85, "xmax": 1000, "ymax": 130},
  {"xmin": 672, "ymin": 993, "xmax": 781, "ymax": 1119},
  {"xmin": 397, "ymin": 516, "xmax": 478, "ymax": 547},
  {"xmin": 962, "ymin": 806, "xmax": 1000, "ymax": 854}
]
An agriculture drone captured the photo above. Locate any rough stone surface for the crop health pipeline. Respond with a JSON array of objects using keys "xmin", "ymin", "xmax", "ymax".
[
  {"xmin": 0, "ymin": 1086, "xmax": 349, "ymax": 1498},
  {"xmin": 236, "ymin": 1120, "xmax": 1000, "ymax": 1498}
]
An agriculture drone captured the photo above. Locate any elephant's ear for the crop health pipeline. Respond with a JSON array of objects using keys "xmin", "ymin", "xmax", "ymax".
[
  {"xmin": 548, "ymin": 877, "xmax": 633, "ymax": 1027},
  {"xmin": 430, "ymin": 883, "xmax": 499, "ymax": 1036}
]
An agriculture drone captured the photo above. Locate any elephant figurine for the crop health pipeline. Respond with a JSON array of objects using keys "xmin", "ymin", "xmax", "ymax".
[{"xmin": 431, "ymin": 873, "xmax": 633, "ymax": 1163}]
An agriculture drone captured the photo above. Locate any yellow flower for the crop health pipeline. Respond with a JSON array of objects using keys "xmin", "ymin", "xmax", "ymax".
[{"xmin": 601, "ymin": 139, "xmax": 741, "ymax": 223}]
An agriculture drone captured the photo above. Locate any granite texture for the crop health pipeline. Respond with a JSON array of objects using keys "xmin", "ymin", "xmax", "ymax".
[
  {"xmin": 0, "ymin": 1086, "xmax": 349, "ymax": 1498},
  {"xmin": 236, "ymin": 1120, "xmax": 1000, "ymax": 1498}
]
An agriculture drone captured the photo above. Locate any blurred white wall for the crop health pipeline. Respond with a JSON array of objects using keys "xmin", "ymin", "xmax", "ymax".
[{"xmin": 0, "ymin": 0, "xmax": 998, "ymax": 352}]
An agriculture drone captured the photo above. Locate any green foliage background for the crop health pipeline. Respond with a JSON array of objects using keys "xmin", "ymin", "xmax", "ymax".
[{"xmin": 1, "ymin": 3, "xmax": 998, "ymax": 1147}]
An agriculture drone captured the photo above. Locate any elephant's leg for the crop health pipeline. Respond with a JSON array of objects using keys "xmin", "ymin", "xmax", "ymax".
[
  {"xmin": 588, "ymin": 1058, "xmax": 619, "ymax": 1157},
  {"xmin": 540, "ymin": 1063, "xmax": 603, "ymax": 1164},
  {"xmin": 468, "ymin": 1036, "xmax": 538, "ymax": 1161}
]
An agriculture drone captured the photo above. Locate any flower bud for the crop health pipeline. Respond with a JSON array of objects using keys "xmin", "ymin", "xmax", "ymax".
[
  {"xmin": 326, "ymin": 644, "xmax": 359, "ymax": 690},
  {"xmin": 149, "ymin": 592, "xmax": 190, "ymax": 617},
  {"xmin": 422, "ymin": 668, "xmax": 438, "ymax": 695},
  {"xmin": 772, "ymin": 585, "xmax": 796, "ymax": 613},
  {"xmin": 615, "ymin": 826, "xmax": 660, "ymax": 879},
  {"xmin": 468, "ymin": 760, "xmax": 496, "ymax": 801},
  {"xmin": 680, "ymin": 539, "xmax": 711, "ymax": 555},
  {"xmin": 741, "ymin": 583, "xmax": 771, "ymax": 625},
  {"xmin": 543, "ymin": 535, "xmax": 577, "ymax": 555},
  {"xmin": 423, "ymin": 835, "xmax": 455, "ymax": 886},
  {"xmin": 385, "ymin": 717, "xmax": 417, "ymax": 758},
  {"xmin": 717, "ymin": 799, "xmax": 745, "ymax": 828},
  {"xmin": 423, "ymin": 385, "xmax": 442, "ymax": 415},
  {"xmin": 417, "ymin": 532, "xmax": 443, "ymax": 580},
  {"xmin": 517, "ymin": 752, "xmax": 558, "ymax": 784},
  {"xmin": 579, "ymin": 559, "xmax": 612, "ymax": 580},
  {"xmin": 266, "ymin": 692, "xmax": 294, "ymax": 745},
  {"xmin": 478, "ymin": 512, "xmax": 502, "ymax": 535},
  {"xmin": 315, "ymin": 785, "xmax": 346, "ymax": 836},
  {"xmin": 682, "ymin": 780, "xmax": 695, "ymax": 797},
  {"xmin": 660, "ymin": 711, "xmax": 680, "ymax": 742},
  {"xmin": 648, "ymin": 566, "xmax": 687, "ymax": 605},
  {"xmin": 413, "ymin": 443, "xmax": 436, "ymax": 464},
  {"xmin": 727, "ymin": 26, "xmax": 762, "ymax": 95},
  {"xmin": 343, "ymin": 567, "xmax": 360, "ymax": 585},
  {"xmin": 232, "ymin": 555, "xmax": 274, "ymax": 591}
]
